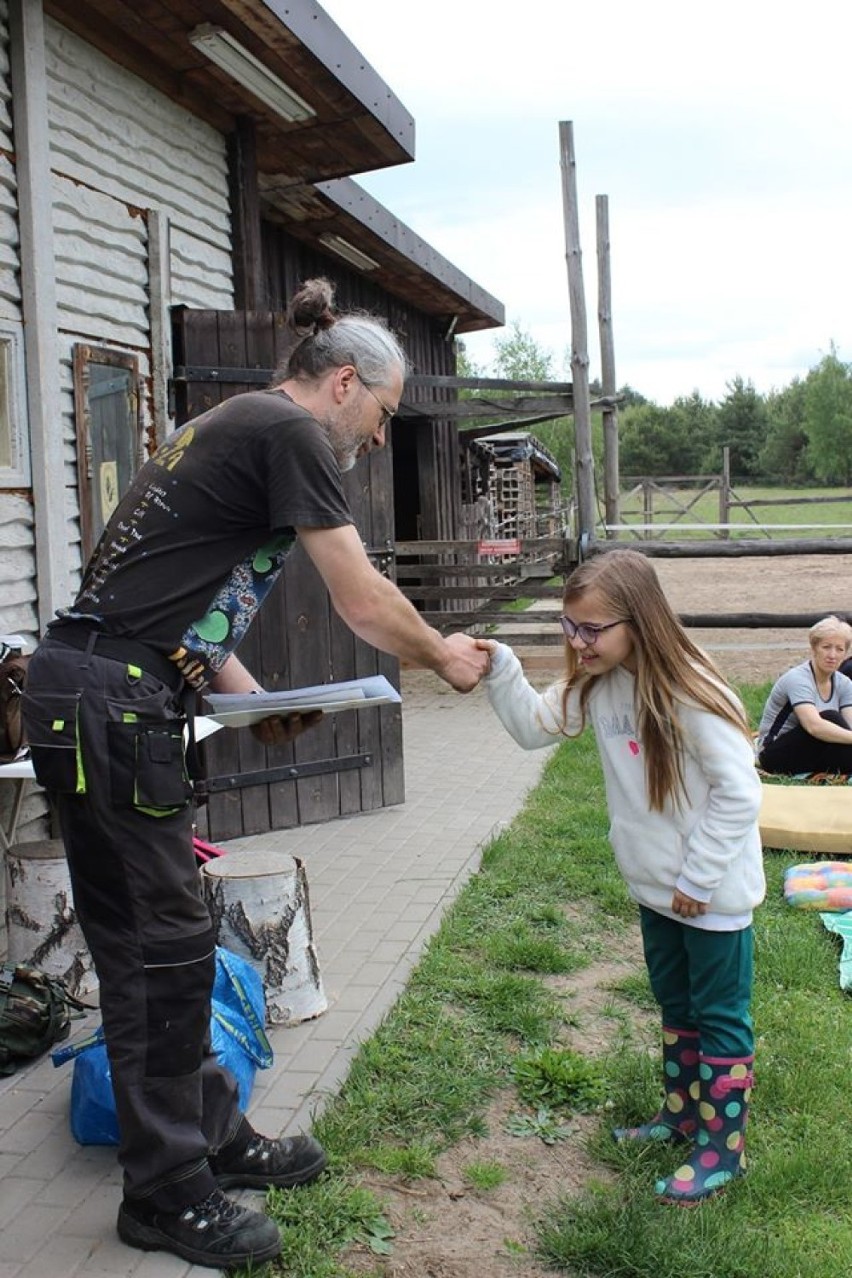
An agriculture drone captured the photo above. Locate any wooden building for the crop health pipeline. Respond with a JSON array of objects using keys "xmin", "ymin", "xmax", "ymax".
[
  {"xmin": 463, "ymin": 430, "xmax": 563, "ymax": 542},
  {"xmin": 0, "ymin": 0, "xmax": 504, "ymax": 867}
]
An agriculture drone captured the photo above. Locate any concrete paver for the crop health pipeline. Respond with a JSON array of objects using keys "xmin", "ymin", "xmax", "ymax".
[{"xmin": 0, "ymin": 671, "xmax": 554, "ymax": 1278}]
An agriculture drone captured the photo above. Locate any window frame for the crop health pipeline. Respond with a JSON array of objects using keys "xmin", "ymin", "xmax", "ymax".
[{"xmin": 72, "ymin": 343, "xmax": 143, "ymax": 562}]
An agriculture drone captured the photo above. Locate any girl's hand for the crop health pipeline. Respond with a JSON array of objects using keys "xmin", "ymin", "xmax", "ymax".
[{"xmin": 671, "ymin": 889, "xmax": 707, "ymax": 918}]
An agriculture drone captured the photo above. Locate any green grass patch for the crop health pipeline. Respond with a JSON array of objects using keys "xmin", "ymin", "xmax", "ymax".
[
  {"xmin": 513, "ymin": 1047, "xmax": 607, "ymax": 1112},
  {"xmin": 462, "ymin": 1160, "xmax": 508, "ymax": 1191},
  {"xmin": 257, "ymin": 688, "xmax": 852, "ymax": 1278}
]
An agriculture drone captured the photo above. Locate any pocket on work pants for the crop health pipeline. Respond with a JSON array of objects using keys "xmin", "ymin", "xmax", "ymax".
[
  {"xmin": 107, "ymin": 719, "xmax": 192, "ymax": 816},
  {"xmin": 21, "ymin": 689, "xmax": 86, "ymax": 794}
]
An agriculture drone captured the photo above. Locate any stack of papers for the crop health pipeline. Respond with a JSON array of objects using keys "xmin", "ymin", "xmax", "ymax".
[{"xmin": 204, "ymin": 675, "xmax": 401, "ymax": 728}]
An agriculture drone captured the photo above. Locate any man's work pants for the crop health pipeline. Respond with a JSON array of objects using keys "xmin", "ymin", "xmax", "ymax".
[{"xmin": 23, "ymin": 638, "xmax": 241, "ymax": 1209}]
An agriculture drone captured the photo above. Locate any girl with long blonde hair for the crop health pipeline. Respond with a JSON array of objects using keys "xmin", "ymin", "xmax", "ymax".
[{"xmin": 479, "ymin": 549, "xmax": 764, "ymax": 1204}]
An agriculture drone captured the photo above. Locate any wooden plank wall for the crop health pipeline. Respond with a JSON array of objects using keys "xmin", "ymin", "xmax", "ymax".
[{"xmin": 172, "ymin": 307, "xmax": 405, "ymax": 841}]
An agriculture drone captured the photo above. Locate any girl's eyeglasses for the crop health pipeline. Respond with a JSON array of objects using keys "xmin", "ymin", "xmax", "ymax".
[{"xmin": 559, "ymin": 616, "xmax": 624, "ymax": 645}]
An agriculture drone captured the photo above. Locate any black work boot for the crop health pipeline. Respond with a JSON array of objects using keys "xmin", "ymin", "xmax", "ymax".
[
  {"xmin": 117, "ymin": 1188, "xmax": 281, "ymax": 1269},
  {"xmin": 210, "ymin": 1128, "xmax": 327, "ymax": 1189}
]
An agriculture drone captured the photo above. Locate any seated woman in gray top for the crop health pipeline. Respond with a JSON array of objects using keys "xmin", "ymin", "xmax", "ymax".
[{"xmin": 757, "ymin": 615, "xmax": 852, "ymax": 775}]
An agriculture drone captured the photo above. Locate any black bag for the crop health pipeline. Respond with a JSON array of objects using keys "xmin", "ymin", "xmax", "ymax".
[
  {"xmin": 0, "ymin": 963, "xmax": 82, "ymax": 1076},
  {"xmin": 0, "ymin": 649, "xmax": 29, "ymax": 763}
]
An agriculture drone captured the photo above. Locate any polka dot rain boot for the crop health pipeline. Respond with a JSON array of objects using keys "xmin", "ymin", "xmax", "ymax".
[
  {"xmin": 655, "ymin": 1054, "xmax": 753, "ymax": 1204},
  {"xmin": 613, "ymin": 1026, "xmax": 700, "ymax": 1145}
]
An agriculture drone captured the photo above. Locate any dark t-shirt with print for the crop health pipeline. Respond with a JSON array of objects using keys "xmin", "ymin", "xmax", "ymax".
[{"xmin": 61, "ymin": 389, "xmax": 352, "ymax": 686}]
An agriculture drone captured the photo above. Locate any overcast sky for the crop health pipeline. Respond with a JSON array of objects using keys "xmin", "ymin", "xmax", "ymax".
[{"xmin": 319, "ymin": 0, "xmax": 851, "ymax": 406}]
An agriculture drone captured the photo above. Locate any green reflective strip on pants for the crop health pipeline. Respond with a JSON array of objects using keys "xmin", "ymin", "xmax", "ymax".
[{"xmin": 75, "ymin": 703, "xmax": 86, "ymax": 794}]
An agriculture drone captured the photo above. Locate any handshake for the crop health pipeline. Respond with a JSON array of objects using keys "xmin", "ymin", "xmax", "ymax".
[{"xmin": 437, "ymin": 632, "xmax": 498, "ymax": 693}]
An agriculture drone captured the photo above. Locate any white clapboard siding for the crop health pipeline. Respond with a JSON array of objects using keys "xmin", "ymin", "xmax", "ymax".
[
  {"xmin": 0, "ymin": 0, "xmax": 21, "ymax": 323},
  {"xmin": 43, "ymin": 17, "xmax": 235, "ymax": 588},
  {"xmin": 52, "ymin": 174, "xmax": 149, "ymax": 347},
  {"xmin": 45, "ymin": 17, "xmax": 233, "ymax": 310},
  {"xmin": 0, "ymin": 495, "xmax": 38, "ymax": 640}
]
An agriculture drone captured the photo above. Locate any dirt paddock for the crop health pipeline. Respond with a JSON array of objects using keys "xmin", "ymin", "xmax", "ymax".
[{"xmin": 520, "ymin": 551, "xmax": 852, "ymax": 685}]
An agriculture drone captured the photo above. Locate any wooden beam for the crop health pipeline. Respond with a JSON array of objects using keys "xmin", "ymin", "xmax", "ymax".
[
  {"xmin": 596, "ymin": 194, "xmax": 620, "ymax": 536},
  {"xmin": 559, "ymin": 122, "xmax": 596, "ymax": 542},
  {"xmin": 596, "ymin": 538, "xmax": 852, "ymax": 557},
  {"xmin": 228, "ymin": 117, "xmax": 265, "ymax": 311}
]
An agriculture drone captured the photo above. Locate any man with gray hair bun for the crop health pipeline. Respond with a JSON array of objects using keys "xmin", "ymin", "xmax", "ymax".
[{"xmin": 22, "ymin": 277, "xmax": 488, "ymax": 1269}]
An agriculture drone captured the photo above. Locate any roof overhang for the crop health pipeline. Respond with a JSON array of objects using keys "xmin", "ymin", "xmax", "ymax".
[
  {"xmin": 43, "ymin": 0, "xmax": 415, "ymax": 183},
  {"xmin": 261, "ymin": 176, "xmax": 505, "ymax": 335}
]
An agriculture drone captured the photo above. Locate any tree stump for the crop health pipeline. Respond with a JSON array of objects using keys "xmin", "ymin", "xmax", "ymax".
[
  {"xmin": 200, "ymin": 849, "xmax": 327, "ymax": 1026},
  {"xmin": 4, "ymin": 840, "xmax": 97, "ymax": 998}
]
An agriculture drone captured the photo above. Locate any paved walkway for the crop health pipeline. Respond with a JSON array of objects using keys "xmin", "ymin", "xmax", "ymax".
[{"xmin": 0, "ymin": 671, "xmax": 556, "ymax": 1278}]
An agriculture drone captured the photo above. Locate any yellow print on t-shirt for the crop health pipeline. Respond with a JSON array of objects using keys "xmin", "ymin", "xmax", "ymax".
[{"xmin": 153, "ymin": 425, "xmax": 195, "ymax": 473}]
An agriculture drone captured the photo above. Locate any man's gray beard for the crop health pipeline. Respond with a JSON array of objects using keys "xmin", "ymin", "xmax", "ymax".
[{"xmin": 318, "ymin": 413, "xmax": 358, "ymax": 472}]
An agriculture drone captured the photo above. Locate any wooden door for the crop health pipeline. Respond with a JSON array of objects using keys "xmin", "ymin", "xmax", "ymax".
[{"xmin": 172, "ymin": 308, "xmax": 404, "ymax": 841}]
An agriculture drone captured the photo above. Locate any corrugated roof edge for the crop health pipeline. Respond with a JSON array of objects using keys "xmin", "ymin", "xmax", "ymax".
[
  {"xmin": 317, "ymin": 176, "xmax": 505, "ymax": 325},
  {"xmin": 260, "ymin": 0, "xmax": 416, "ymax": 154}
]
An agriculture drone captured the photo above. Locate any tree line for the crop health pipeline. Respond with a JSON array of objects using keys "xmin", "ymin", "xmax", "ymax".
[{"xmin": 459, "ymin": 326, "xmax": 852, "ymax": 486}]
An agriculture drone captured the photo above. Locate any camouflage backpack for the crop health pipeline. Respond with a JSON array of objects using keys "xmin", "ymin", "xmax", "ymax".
[
  {"xmin": 0, "ymin": 646, "xmax": 29, "ymax": 763},
  {"xmin": 0, "ymin": 964, "xmax": 81, "ymax": 1075}
]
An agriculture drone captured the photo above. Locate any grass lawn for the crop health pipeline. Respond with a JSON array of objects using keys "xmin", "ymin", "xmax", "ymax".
[{"xmin": 247, "ymin": 680, "xmax": 852, "ymax": 1278}]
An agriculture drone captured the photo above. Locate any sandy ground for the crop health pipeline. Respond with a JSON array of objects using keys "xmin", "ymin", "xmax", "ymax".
[{"xmin": 514, "ymin": 551, "xmax": 852, "ymax": 685}]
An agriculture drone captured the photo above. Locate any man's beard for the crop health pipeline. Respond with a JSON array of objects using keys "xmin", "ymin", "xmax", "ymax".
[{"xmin": 320, "ymin": 408, "xmax": 362, "ymax": 472}]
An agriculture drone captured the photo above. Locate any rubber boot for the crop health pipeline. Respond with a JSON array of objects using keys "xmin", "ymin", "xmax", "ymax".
[
  {"xmin": 655, "ymin": 1054, "xmax": 753, "ymax": 1204},
  {"xmin": 613, "ymin": 1027, "xmax": 699, "ymax": 1144}
]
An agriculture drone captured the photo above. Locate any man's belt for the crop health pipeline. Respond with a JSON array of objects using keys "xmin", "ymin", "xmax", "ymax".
[{"xmin": 46, "ymin": 624, "xmax": 184, "ymax": 694}]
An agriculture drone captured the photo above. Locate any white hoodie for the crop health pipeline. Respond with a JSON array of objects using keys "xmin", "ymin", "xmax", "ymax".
[{"xmin": 484, "ymin": 643, "xmax": 765, "ymax": 930}]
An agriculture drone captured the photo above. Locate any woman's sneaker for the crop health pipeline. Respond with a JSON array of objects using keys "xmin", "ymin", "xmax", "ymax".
[
  {"xmin": 210, "ymin": 1131, "xmax": 327, "ymax": 1189},
  {"xmin": 117, "ymin": 1188, "xmax": 281, "ymax": 1269}
]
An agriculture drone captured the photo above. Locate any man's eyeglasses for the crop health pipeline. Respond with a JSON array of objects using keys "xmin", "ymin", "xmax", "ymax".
[
  {"xmin": 559, "ymin": 615, "xmax": 624, "ymax": 645},
  {"xmin": 357, "ymin": 373, "xmax": 396, "ymax": 429}
]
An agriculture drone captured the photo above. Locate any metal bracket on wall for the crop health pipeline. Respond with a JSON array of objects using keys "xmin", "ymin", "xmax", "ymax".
[
  {"xmin": 172, "ymin": 365, "xmax": 272, "ymax": 385},
  {"xmin": 199, "ymin": 752, "xmax": 373, "ymax": 795},
  {"xmin": 365, "ymin": 544, "xmax": 395, "ymax": 578}
]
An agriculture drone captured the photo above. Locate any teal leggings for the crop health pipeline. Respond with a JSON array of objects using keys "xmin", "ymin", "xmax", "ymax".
[{"xmin": 639, "ymin": 907, "xmax": 754, "ymax": 1058}]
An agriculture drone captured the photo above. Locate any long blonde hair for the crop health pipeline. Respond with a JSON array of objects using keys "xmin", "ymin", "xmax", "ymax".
[{"xmin": 560, "ymin": 549, "xmax": 751, "ymax": 811}]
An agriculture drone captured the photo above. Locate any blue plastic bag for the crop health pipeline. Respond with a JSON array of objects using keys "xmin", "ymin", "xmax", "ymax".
[{"xmin": 51, "ymin": 948, "xmax": 273, "ymax": 1146}]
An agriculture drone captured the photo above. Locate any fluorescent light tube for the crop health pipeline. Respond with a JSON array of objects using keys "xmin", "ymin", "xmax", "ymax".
[
  {"xmin": 317, "ymin": 233, "xmax": 380, "ymax": 272},
  {"xmin": 189, "ymin": 24, "xmax": 316, "ymax": 123}
]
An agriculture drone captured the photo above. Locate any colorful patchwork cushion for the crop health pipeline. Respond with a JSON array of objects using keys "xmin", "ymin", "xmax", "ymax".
[{"xmin": 783, "ymin": 862, "xmax": 852, "ymax": 911}]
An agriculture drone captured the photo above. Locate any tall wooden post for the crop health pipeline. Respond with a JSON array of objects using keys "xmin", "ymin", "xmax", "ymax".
[
  {"xmin": 719, "ymin": 446, "xmax": 731, "ymax": 539},
  {"xmin": 596, "ymin": 195, "xmax": 619, "ymax": 537},
  {"xmin": 643, "ymin": 480, "xmax": 653, "ymax": 533},
  {"xmin": 559, "ymin": 121, "xmax": 596, "ymax": 545}
]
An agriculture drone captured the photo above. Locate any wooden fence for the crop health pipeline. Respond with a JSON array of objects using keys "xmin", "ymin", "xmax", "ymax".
[
  {"xmin": 395, "ymin": 535, "xmax": 569, "ymax": 647},
  {"xmin": 394, "ymin": 529, "xmax": 852, "ymax": 646},
  {"xmin": 615, "ymin": 457, "xmax": 852, "ymax": 542}
]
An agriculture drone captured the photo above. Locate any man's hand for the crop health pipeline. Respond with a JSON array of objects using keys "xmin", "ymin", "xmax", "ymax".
[
  {"xmin": 671, "ymin": 889, "xmax": 707, "ymax": 918},
  {"xmin": 438, "ymin": 632, "xmax": 491, "ymax": 692},
  {"xmin": 250, "ymin": 710, "xmax": 324, "ymax": 747}
]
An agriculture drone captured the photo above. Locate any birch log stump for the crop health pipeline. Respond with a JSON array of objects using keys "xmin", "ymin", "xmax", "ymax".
[
  {"xmin": 5, "ymin": 840, "xmax": 97, "ymax": 997},
  {"xmin": 201, "ymin": 849, "xmax": 327, "ymax": 1026}
]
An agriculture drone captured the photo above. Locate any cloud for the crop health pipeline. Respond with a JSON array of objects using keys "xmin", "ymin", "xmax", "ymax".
[{"xmin": 321, "ymin": 0, "xmax": 852, "ymax": 404}]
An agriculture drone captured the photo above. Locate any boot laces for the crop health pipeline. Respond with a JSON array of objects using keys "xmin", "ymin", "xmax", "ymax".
[
  {"xmin": 245, "ymin": 1135, "xmax": 284, "ymax": 1164},
  {"xmin": 180, "ymin": 1189, "xmax": 241, "ymax": 1232}
]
